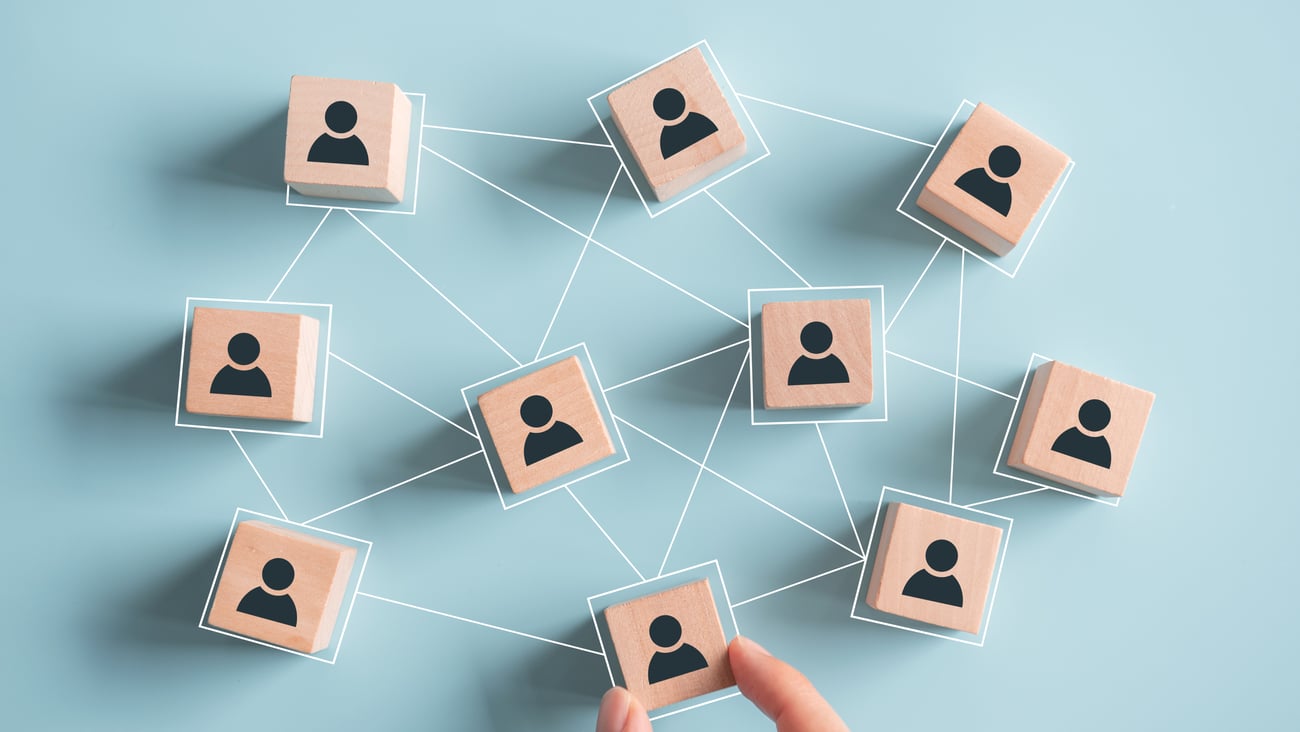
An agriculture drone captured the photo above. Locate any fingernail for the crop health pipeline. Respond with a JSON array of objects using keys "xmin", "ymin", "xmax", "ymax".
[{"xmin": 596, "ymin": 687, "xmax": 631, "ymax": 732}]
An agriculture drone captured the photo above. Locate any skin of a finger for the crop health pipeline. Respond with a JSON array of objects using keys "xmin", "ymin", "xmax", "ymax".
[
  {"xmin": 729, "ymin": 636, "xmax": 850, "ymax": 732},
  {"xmin": 595, "ymin": 687, "xmax": 654, "ymax": 732}
]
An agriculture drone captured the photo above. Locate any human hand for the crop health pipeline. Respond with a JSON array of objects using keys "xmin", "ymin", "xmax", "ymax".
[{"xmin": 595, "ymin": 635, "xmax": 848, "ymax": 732}]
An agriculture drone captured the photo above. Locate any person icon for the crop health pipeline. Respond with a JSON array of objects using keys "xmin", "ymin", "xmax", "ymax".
[
  {"xmin": 646, "ymin": 614, "xmax": 709, "ymax": 684},
  {"xmin": 786, "ymin": 321, "xmax": 850, "ymax": 386},
  {"xmin": 954, "ymin": 144, "xmax": 1021, "ymax": 216},
  {"xmin": 901, "ymin": 539, "xmax": 964, "ymax": 607},
  {"xmin": 209, "ymin": 332, "xmax": 273, "ymax": 398},
  {"xmin": 520, "ymin": 395, "xmax": 584, "ymax": 465},
  {"xmin": 653, "ymin": 88, "xmax": 719, "ymax": 159},
  {"xmin": 307, "ymin": 100, "xmax": 369, "ymax": 166},
  {"xmin": 236, "ymin": 557, "xmax": 298, "ymax": 626},
  {"xmin": 1050, "ymin": 398, "xmax": 1113, "ymax": 469}
]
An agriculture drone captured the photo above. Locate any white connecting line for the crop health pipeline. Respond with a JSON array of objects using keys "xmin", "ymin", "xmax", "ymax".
[
  {"xmin": 302, "ymin": 450, "xmax": 485, "ymax": 526},
  {"xmin": 357, "ymin": 591, "xmax": 604, "ymax": 657},
  {"xmin": 603, "ymin": 339, "xmax": 750, "ymax": 393},
  {"xmin": 423, "ymin": 124, "xmax": 614, "ymax": 149},
  {"xmin": 229, "ymin": 431, "xmax": 288, "ymax": 521},
  {"xmin": 949, "ymin": 250, "xmax": 967, "ymax": 503},
  {"xmin": 885, "ymin": 238, "xmax": 946, "ymax": 335},
  {"xmin": 567, "ymin": 486, "xmax": 645, "ymax": 582},
  {"xmin": 268, "ymin": 207, "xmax": 332, "ymax": 301},
  {"xmin": 329, "ymin": 352, "xmax": 478, "ymax": 438},
  {"xmin": 737, "ymin": 93, "xmax": 936, "ymax": 149},
  {"xmin": 706, "ymin": 190, "xmax": 811, "ymax": 288}
]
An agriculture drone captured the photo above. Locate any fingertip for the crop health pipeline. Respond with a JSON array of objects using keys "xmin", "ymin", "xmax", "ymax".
[{"xmin": 595, "ymin": 687, "xmax": 652, "ymax": 732}]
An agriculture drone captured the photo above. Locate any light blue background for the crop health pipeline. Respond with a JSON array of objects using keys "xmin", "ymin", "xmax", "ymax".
[{"xmin": 4, "ymin": 1, "xmax": 1296, "ymax": 730}]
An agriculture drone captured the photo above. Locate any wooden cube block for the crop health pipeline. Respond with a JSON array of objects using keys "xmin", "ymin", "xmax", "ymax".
[
  {"xmin": 761, "ymin": 299, "xmax": 873, "ymax": 409},
  {"xmin": 917, "ymin": 103, "xmax": 1069, "ymax": 257},
  {"xmin": 866, "ymin": 502, "xmax": 1003, "ymax": 634},
  {"xmin": 608, "ymin": 47, "xmax": 746, "ymax": 202},
  {"xmin": 604, "ymin": 579, "xmax": 735, "ymax": 711},
  {"xmin": 477, "ymin": 356, "xmax": 615, "ymax": 494},
  {"xmin": 284, "ymin": 75, "xmax": 412, "ymax": 203},
  {"xmin": 1008, "ymin": 361, "xmax": 1154, "ymax": 497},
  {"xmin": 184, "ymin": 307, "xmax": 319, "ymax": 422},
  {"xmin": 208, "ymin": 521, "xmax": 356, "ymax": 654}
]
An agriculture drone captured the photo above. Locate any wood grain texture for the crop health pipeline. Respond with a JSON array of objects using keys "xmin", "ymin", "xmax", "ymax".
[
  {"xmin": 1008, "ymin": 360, "xmax": 1155, "ymax": 497},
  {"xmin": 866, "ymin": 502, "xmax": 1003, "ymax": 634},
  {"xmin": 477, "ymin": 356, "xmax": 615, "ymax": 494},
  {"xmin": 761, "ymin": 298, "xmax": 872, "ymax": 409},
  {"xmin": 284, "ymin": 75, "xmax": 411, "ymax": 203},
  {"xmin": 604, "ymin": 579, "xmax": 734, "ymax": 711},
  {"xmin": 207, "ymin": 521, "xmax": 356, "ymax": 654},
  {"xmin": 184, "ymin": 307, "xmax": 319, "ymax": 422},
  {"xmin": 917, "ymin": 102, "xmax": 1069, "ymax": 256},
  {"xmin": 608, "ymin": 47, "xmax": 746, "ymax": 202}
]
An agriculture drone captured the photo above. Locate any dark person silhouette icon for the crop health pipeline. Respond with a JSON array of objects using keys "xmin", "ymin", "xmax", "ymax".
[
  {"xmin": 787, "ymin": 321, "xmax": 851, "ymax": 386},
  {"xmin": 1051, "ymin": 398, "xmax": 1113, "ymax": 469},
  {"xmin": 646, "ymin": 614, "xmax": 709, "ymax": 684},
  {"xmin": 954, "ymin": 144, "xmax": 1021, "ymax": 216},
  {"xmin": 209, "ymin": 332, "xmax": 273, "ymax": 398},
  {"xmin": 236, "ymin": 557, "xmax": 298, "ymax": 627},
  {"xmin": 654, "ymin": 88, "xmax": 719, "ymax": 159},
  {"xmin": 901, "ymin": 539, "xmax": 964, "ymax": 608},
  {"xmin": 520, "ymin": 394, "xmax": 584, "ymax": 466},
  {"xmin": 308, "ymin": 100, "xmax": 370, "ymax": 166}
]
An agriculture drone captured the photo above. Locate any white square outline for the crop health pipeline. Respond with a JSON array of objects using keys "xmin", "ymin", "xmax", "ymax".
[
  {"xmin": 586, "ymin": 559, "xmax": 742, "ymax": 722},
  {"xmin": 459, "ymin": 343, "xmax": 630, "ymax": 511},
  {"xmin": 746, "ymin": 285, "xmax": 889, "ymax": 426},
  {"xmin": 895, "ymin": 99, "xmax": 1076, "ymax": 279},
  {"xmin": 198, "ymin": 507, "xmax": 374, "ymax": 664},
  {"xmin": 991, "ymin": 352, "xmax": 1158, "ymax": 507},
  {"xmin": 585, "ymin": 39, "xmax": 771, "ymax": 219},
  {"xmin": 849, "ymin": 487, "xmax": 1012, "ymax": 647},
  {"xmin": 174, "ymin": 296, "xmax": 334, "ymax": 439},
  {"xmin": 285, "ymin": 92, "xmax": 428, "ymax": 216}
]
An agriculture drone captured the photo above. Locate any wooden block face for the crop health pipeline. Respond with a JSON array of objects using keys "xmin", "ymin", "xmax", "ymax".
[
  {"xmin": 477, "ymin": 356, "xmax": 615, "ymax": 494},
  {"xmin": 866, "ymin": 503, "xmax": 1003, "ymax": 634},
  {"xmin": 917, "ymin": 103, "xmax": 1069, "ymax": 256},
  {"xmin": 608, "ymin": 47, "xmax": 747, "ymax": 202},
  {"xmin": 208, "ymin": 521, "xmax": 356, "ymax": 654},
  {"xmin": 284, "ymin": 75, "xmax": 412, "ymax": 203},
  {"xmin": 604, "ymin": 579, "xmax": 735, "ymax": 711},
  {"xmin": 184, "ymin": 307, "xmax": 319, "ymax": 422},
  {"xmin": 1008, "ymin": 361, "xmax": 1154, "ymax": 497},
  {"xmin": 761, "ymin": 299, "xmax": 873, "ymax": 409}
]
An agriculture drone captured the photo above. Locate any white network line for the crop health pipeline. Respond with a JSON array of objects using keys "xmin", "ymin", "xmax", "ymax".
[
  {"xmin": 268, "ymin": 208, "xmax": 332, "ymax": 301},
  {"xmin": 229, "ymin": 431, "xmax": 287, "ymax": 520},
  {"xmin": 357, "ymin": 592, "xmax": 603, "ymax": 656},
  {"xmin": 736, "ymin": 92, "xmax": 936, "ymax": 148},
  {"xmin": 949, "ymin": 250, "xmax": 966, "ymax": 503},
  {"xmin": 302, "ymin": 450, "xmax": 484, "ymax": 526},
  {"xmin": 535, "ymin": 165, "xmax": 623, "ymax": 361},
  {"xmin": 886, "ymin": 238, "xmax": 946, "ymax": 334},
  {"xmin": 731, "ymin": 559, "xmax": 865, "ymax": 608},
  {"xmin": 817, "ymin": 424, "xmax": 864, "ymax": 556},
  {"xmin": 567, "ymin": 487, "xmax": 645, "ymax": 581},
  {"xmin": 657, "ymin": 352, "xmax": 750, "ymax": 577},
  {"xmin": 603, "ymin": 339, "xmax": 749, "ymax": 392},
  {"xmin": 706, "ymin": 190, "xmax": 811, "ymax": 287},
  {"xmin": 344, "ymin": 209, "xmax": 522, "ymax": 366},
  {"xmin": 424, "ymin": 124, "xmax": 614, "ymax": 148},
  {"xmin": 886, "ymin": 350, "xmax": 1016, "ymax": 401},
  {"xmin": 329, "ymin": 352, "xmax": 478, "ymax": 438}
]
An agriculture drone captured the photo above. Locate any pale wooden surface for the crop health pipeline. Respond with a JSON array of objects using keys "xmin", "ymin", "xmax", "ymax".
[
  {"xmin": 184, "ymin": 307, "xmax": 319, "ymax": 422},
  {"xmin": 208, "ymin": 521, "xmax": 356, "ymax": 654},
  {"xmin": 1008, "ymin": 360, "xmax": 1155, "ymax": 497},
  {"xmin": 761, "ymin": 298, "xmax": 872, "ymax": 409},
  {"xmin": 866, "ymin": 502, "xmax": 1003, "ymax": 634},
  {"xmin": 917, "ymin": 102, "xmax": 1069, "ymax": 256},
  {"xmin": 608, "ymin": 47, "xmax": 746, "ymax": 202},
  {"xmin": 604, "ymin": 578, "xmax": 735, "ymax": 711},
  {"xmin": 284, "ymin": 75, "xmax": 412, "ymax": 203},
  {"xmin": 477, "ymin": 356, "xmax": 615, "ymax": 494}
]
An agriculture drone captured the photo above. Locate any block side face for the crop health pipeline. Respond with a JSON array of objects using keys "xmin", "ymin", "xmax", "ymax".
[
  {"xmin": 865, "ymin": 503, "xmax": 1003, "ymax": 634},
  {"xmin": 1013, "ymin": 362, "xmax": 1155, "ymax": 497},
  {"xmin": 290, "ymin": 316, "xmax": 321, "ymax": 423},
  {"xmin": 1008, "ymin": 361, "xmax": 1058, "ymax": 468},
  {"xmin": 865, "ymin": 502, "xmax": 902, "ymax": 608},
  {"xmin": 761, "ymin": 299, "xmax": 873, "ymax": 409},
  {"xmin": 285, "ymin": 76, "xmax": 405, "ymax": 201},
  {"xmin": 608, "ymin": 47, "xmax": 746, "ymax": 200},
  {"xmin": 604, "ymin": 579, "xmax": 734, "ymax": 711},
  {"xmin": 921, "ymin": 102, "xmax": 1070, "ymax": 250},
  {"xmin": 649, "ymin": 140, "xmax": 747, "ymax": 202},
  {"xmin": 185, "ymin": 308, "xmax": 316, "ymax": 421},
  {"xmin": 916, "ymin": 184, "xmax": 1015, "ymax": 257},
  {"xmin": 477, "ymin": 356, "xmax": 616, "ymax": 494},
  {"xmin": 208, "ymin": 521, "xmax": 357, "ymax": 653},
  {"xmin": 384, "ymin": 89, "xmax": 413, "ymax": 202}
]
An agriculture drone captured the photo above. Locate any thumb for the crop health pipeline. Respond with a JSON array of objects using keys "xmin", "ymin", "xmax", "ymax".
[
  {"xmin": 595, "ymin": 687, "xmax": 653, "ymax": 732},
  {"xmin": 729, "ymin": 636, "xmax": 849, "ymax": 732}
]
